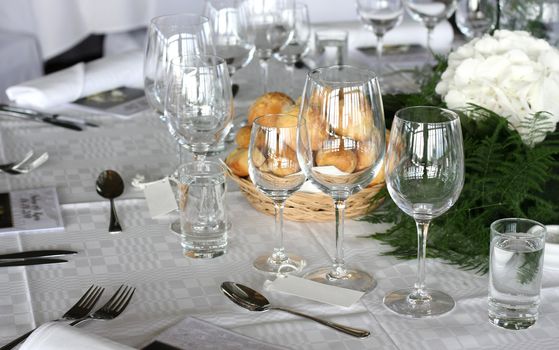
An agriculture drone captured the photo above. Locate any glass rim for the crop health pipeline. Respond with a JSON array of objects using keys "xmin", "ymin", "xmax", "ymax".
[
  {"xmin": 150, "ymin": 13, "xmax": 210, "ymax": 27},
  {"xmin": 395, "ymin": 106, "xmax": 460, "ymax": 124},
  {"xmin": 307, "ymin": 65, "xmax": 378, "ymax": 85},
  {"xmin": 490, "ymin": 217, "xmax": 547, "ymax": 237},
  {"xmin": 176, "ymin": 159, "xmax": 226, "ymax": 173},
  {"xmin": 252, "ymin": 113, "xmax": 299, "ymax": 129}
]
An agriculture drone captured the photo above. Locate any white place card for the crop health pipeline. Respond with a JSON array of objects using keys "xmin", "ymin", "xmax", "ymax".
[
  {"xmin": 0, "ymin": 187, "xmax": 63, "ymax": 234},
  {"xmin": 143, "ymin": 177, "xmax": 178, "ymax": 218},
  {"xmin": 267, "ymin": 275, "xmax": 365, "ymax": 308}
]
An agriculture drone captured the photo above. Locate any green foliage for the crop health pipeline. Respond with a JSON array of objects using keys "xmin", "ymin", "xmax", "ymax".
[{"xmin": 365, "ymin": 85, "xmax": 559, "ymax": 275}]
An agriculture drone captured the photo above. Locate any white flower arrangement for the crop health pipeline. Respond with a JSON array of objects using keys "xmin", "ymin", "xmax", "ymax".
[{"xmin": 435, "ymin": 30, "xmax": 559, "ymax": 145}]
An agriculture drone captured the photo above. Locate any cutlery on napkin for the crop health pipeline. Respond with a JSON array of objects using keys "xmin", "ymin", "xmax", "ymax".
[{"xmin": 5, "ymin": 50, "xmax": 143, "ymax": 109}]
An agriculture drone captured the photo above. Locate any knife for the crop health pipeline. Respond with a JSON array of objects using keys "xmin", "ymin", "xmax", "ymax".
[
  {"xmin": 0, "ymin": 104, "xmax": 85, "ymax": 131},
  {"xmin": 0, "ymin": 258, "xmax": 67, "ymax": 267},
  {"xmin": 0, "ymin": 250, "xmax": 77, "ymax": 260}
]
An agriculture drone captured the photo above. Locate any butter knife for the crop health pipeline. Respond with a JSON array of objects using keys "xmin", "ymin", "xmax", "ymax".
[
  {"xmin": 0, "ymin": 258, "xmax": 67, "ymax": 267},
  {"xmin": 0, "ymin": 104, "xmax": 83, "ymax": 131},
  {"xmin": 0, "ymin": 250, "xmax": 77, "ymax": 260}
]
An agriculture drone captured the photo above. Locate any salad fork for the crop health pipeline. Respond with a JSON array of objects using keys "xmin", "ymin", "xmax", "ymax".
[
  {"xmin": 0, "ymin": 285, "xmax": 104, "ymax": 350},
  {"xmin": 70, "ymin": 285, "xmax": 135, "ymax": 326}
]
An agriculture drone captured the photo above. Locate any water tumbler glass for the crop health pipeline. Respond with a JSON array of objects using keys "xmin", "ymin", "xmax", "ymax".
[
  {"xmin": 489, "ymin": 218, "xmax": 547, "ymax": 330},
  {"xmin": 177, "ymin": 161, "xmax": 228, "ymax": 259}
]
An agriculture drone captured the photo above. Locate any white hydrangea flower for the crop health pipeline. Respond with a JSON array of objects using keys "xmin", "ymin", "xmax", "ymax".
[{"xmin": 436, "ymin": 30, "xmax": 559, "ymax": 145}]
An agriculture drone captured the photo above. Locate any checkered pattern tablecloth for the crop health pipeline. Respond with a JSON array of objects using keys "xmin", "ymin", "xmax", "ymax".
[{"xmin": 1, "ymin": 58, "xmax": 559, "ymax": 350}]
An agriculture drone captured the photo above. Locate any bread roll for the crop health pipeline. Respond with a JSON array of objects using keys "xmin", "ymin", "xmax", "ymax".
[
  {"xmin": 267, "ymin": 146, "xmax": 300, "ymax": 177},
  {"xmin": 247, "ymin": 92, "xmax": 294, "ymax": 125},
  {"xmin": 235, "ymin": 125, "xmax": 252, "ymax": 149},
  {"xmin": 331, "ymin": 88, "xmax": 374, "ymax": 142},
  {"xmin": 225, "ymin": 148, "xmax": 249, "ymax": 177},
  {"xmin": 315, "ymin": 140, "xmax": 357, "ymax": 173}
]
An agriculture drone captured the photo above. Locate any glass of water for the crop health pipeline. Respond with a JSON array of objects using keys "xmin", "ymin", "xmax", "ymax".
[
  {"xmin": 489, "ymin": 218, "xmax": 546, "ymax": 330},
  {"xmin": 177, "ymin": 161, "xmax": 228, "ymax": 258},
  {"xmin": 314, "ymin": 30, "xmax": 348, "ymax": 67}
]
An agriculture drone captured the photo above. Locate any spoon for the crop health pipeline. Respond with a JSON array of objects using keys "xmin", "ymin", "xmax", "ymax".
[
  {"xmin": 220, "ymin": 281, "xmax": 370, "ymax": 338},
  {"xmin": 96, "ymin": 170, "xmax": 124, "ymax": 233}
]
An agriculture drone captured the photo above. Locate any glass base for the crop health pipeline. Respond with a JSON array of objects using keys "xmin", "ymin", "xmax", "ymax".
[
  {"xmin": 488, "ymin": 314, "xmax": 536, "ymax": 330},
  {"xmin": 304, "ymin": 266, "xmax": 377, "ymax": 293},
  {"xmin": 383, "ymin": 288, "xmax": 455, "ymax": 318},
  {"xmin": 253, "ymin": 254, "xmax": 305, "ymax": 274}
]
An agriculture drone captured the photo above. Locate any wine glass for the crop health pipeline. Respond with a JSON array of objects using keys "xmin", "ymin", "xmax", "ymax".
[
  {"xmin": 144, "ymin": 13, "xmax": 215, "ymax": 121},
  {"xmin": 204, "ymin": 0, "xmax": 255, "ymax": 81},
  {"xmin": 456, "ymin": 0, "xmax": 497, "ymax": 39},
  {"xmin": 243, "ymin": 0, "xmax": 295, "ymax": 92},
  {"xmin": 297, "ymin": 66, "xmax": 386, "ymax": 292},
  {"xmin": 164, "ymin": 55, "xmax": 233, "ymax": 162},
  {"xmin": 248, "ymin": 114, "xmax": 306, "ymax": 273},
  {"xmin": 383, "ymin": 106, "xmax": 464, "ymax": 317},
  {"xmin": 403, "ymin": 0, "xmax": 457, "ymax": 56},
  {"xmin": 356, "ymin": 0, "xmax": 404, "ymax": 79},
  {"xmin": 274, "ymin": 3, "xmax": 311, "ymax": 98}
]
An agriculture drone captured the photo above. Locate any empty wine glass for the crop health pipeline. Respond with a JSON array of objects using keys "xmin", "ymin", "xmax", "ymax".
[
  {"xmin": 243, "ymin": 0, "xmax": 295, "ymax": 92},
  {"xmin": 164, "ymin": 55, "xmax": 233, "ymax": 162},
  {"xmin": 403, "ymin": 0, "xmax": 457, "ymax": 57},
  {"xmin": 356, "ymin": 0, "xmax": 404, "ymax": 79},
  {"xmin": 274, "ymin": 3, "xmax": 311, "ymax": 98},
  {"xmin": 297, "ymin": 66, "xmax": 386, "ymax": 292},
  {"xmin": 456, "ymin": 0, "xmax": 497, "ymax": 39},
  {"xmin": 144, "ymin": 13, "xmax": 215, "ymax": 121},
  {"xmin": 204, "ymin": 0, "xmax": 255, "ymax": 80},
  {"xmin": 383, "ymin": 106, "xmax": 464, "ymax": 317},
  {"xmin": 249, "ymin": 114, "xmax": 306, "ymax": 273}
]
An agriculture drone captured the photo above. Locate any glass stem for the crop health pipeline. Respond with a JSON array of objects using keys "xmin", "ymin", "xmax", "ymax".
[
  {"xmin": 410, "ymin": 219, "xmax": 431, "ymax": 304},
  {"xmin": 426, "ymin": 26, "xmax": 434, "ymax": 61},
  {"xmin": 330, "ymin": 198, "xmax": 347, "ymax": 278},
  {"xmin": 270, "ymin": 200, "xmax": 288, "ymax": 264},
  {"xmin": 286, "ymin": 63, "xmax": 295, "ymax": 98},
  {"xmin": 259, "ymin": 58, "xmax": 269, "ymax": 92},
  {"xmin": 376, "ymin": 34, "xmax": 384, "ymax": 78}
]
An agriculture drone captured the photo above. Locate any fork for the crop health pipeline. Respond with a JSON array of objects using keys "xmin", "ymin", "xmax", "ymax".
[
  {"xmin": 0, "ymin": 152, "xmax": 48, "ymax": 175},
  {"xmin": 69, "ymin": 285, "xmax": 135, "ymax": 326},
  {"xmin": 0, "ymin": 285, "xmax": 104, "ymax": 350}
]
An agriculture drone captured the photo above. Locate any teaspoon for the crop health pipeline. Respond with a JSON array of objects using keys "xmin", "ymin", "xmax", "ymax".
[
  {"xmin": 220, "ymin": 281, "xmax": 370, "ymax": 338},
  {"xmin": 96, "ymin": 170, "xmax": 124, "ymax": 233}
]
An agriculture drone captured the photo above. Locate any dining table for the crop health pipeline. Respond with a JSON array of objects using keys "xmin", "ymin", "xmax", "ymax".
[{"xmin": 1, "ymin": 48, "xmax": 559, "ymax": 350}]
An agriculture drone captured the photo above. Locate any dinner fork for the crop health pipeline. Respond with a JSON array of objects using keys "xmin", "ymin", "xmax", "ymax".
[
  {"xmin": 69, "ymin": 285, "xmax": 135, "ymax": 326},
  {"xmin": 0, "ymin": 152, "xmax": 49, "ymax": 175},
  {"xmin": 0, "ymin": 285, "xmax": 104, "ymax": 350}
]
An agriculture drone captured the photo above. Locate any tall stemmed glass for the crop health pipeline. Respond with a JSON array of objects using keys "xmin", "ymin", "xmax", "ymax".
[
  {"xmin": 243, "ymin": 0, "xmax": 295, "ymax": 92},
  {"xmin": 274, "ymin": 3, "xmax": 311, "ymax": 98},
  {"xmin": 383, "ymin": 106, "xmax": 464, "ymax": 317},
  {"xmin": 297, "ymin": 66, "xmax": 386, "ymax": 292},
  {"xmin": 356, "ymin": 0, "xmax": 404, "ymax": 79},
  {"xmin": 204, "ymin": 0, "xmax": 255, "ymax": 83},
  {"xmin": 249, "ymin": 114, "xmax": 306, "ymax": 273},
  {"xmin": 144, "ymin": 14, "xmax": 215, "ymax": 122},
  {"xmin": 456, "ymin": 0, "xmax": 497, "ymax": 39},
  {"xmin": 164, "ymin": 55, "xmax": 233, "ymax": 162},
  {"xmin": 403, "ymin": 0, "xmax": 456, "ymax": 57}
]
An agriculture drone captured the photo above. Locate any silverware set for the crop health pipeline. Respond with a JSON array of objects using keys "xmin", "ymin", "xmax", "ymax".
[
  {"xmin": 0, "ymin": 249, "xmax": 76, "ymax": 267},
  {"xmin": 0, "ymin": 150, "xmax": 48, "ymax": 175},
  {"xmin": 0, "ymin": 284, "xmax": 135, "ymax": 350}
]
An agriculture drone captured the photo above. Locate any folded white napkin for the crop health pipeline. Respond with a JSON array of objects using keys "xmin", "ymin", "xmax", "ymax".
[
  {"xmin": 6, "ymin": 50, "xmax": 143, "ymax": 109},
  {"xmin": 20, "ymin": 323, "xmax": 135, "ymax": 350}
]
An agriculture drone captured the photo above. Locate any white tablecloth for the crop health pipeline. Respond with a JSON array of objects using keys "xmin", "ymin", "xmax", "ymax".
[{"xmin": 1, "ymin": 60, "xmax": 559, "ymax": 350}]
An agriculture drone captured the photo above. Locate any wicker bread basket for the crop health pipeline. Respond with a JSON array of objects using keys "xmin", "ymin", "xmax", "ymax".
[{"xmin": 228, "ymin": 170, "xmax": 385, "ymax": 222}]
